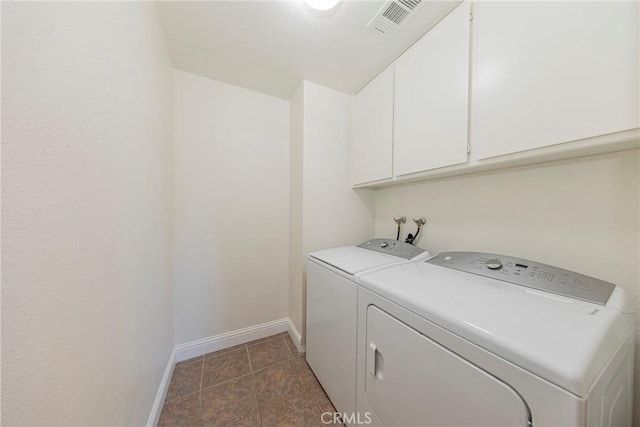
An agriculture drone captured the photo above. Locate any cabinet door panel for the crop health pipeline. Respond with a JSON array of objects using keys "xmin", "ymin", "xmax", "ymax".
[
  {"xmin": 394, "ymin": 2, "xmax": 470, "ymax": 176},
  {"xmin": 351, "ymin": 67, "xmax": 393, "ymax": 186},
  {"xmin": 472, "ymin": 2, "xmax": 640, "ymax": 160}
]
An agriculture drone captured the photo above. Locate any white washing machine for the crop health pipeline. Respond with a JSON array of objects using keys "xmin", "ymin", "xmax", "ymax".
[
  {"xmin": 357, "ymin": 252, "xmax": 636, "ymax": 426},
  {"xmin": 306, "ymin": 239, "xmax": 430, "ymax": 426}
]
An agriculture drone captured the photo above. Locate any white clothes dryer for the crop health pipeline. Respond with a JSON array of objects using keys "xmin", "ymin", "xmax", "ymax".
[
  {"xmin": 306, "ymin": 239, "xmax": 430, "ymax": 426},
  {"xmin": 357, "ymin": 252, "xmax": 635, "ymax": 426}
]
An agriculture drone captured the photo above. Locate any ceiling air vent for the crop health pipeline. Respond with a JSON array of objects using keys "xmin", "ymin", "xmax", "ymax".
[{"xmin": 366, "ymin": 0, "xmax": 423, "ymax": 39}]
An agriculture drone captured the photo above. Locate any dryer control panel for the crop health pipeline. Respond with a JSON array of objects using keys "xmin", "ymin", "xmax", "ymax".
[
  {"xmin": 357, "ymin": 239, "xmax": 425, "ymax": 260},
  {"xmin": 426, "ymin": 252, "xmax": 615, "ymax": 305}
]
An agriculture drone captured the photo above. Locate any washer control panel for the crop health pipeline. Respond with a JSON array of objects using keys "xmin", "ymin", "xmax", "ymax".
[
  {"xmin": 426, "ymin": 252, "xmax": 615, "ymax": 305},
  {"xmin": 357, "ymin": 238, "xmax": 425, "ymax": 260}
]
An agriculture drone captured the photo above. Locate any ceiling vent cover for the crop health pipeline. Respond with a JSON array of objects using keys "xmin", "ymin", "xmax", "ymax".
[{"xmin": 366, "ymin": 0, "xmax": 423, "ymax": 39}]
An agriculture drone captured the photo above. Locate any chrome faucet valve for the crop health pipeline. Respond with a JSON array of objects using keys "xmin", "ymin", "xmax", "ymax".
[
  {"xmin": 393, "ymin": 216, "xmax": 407, "ymax": 225},
  {"xmin": 413, "ymin": 217, "xmax": 426, "ymax": 226}
]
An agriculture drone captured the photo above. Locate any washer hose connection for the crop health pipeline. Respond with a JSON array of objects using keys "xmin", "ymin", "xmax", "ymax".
[
  {"xmin": 405, "ymin": 217, "xmax": 426, "ymax": 245},
  {"xmin": 393, "ymin": 216, "xmax": 406, "ymax": 240}
]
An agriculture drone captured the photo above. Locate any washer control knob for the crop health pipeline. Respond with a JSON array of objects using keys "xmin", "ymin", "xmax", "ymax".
[
  {"xmin": 486, "ymin": 259, "xmax": 503, "ymax": 270},
  {"xmin": 380, "ymin": 242, "xmax": 389, "ymax": 248}
]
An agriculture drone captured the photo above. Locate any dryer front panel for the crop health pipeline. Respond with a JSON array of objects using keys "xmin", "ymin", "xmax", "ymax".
[{"xmin": 365, "ymin": 305, "xmax": 531, "ymax": 426}]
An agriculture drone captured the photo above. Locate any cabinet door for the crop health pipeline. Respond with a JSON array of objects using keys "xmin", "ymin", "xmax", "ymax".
[
  {"xmin": 393, "ymin": 2, "xmax": 470, "ymax": 176},
  {"xmin": 351, "ymin": 67, "xmax": 393, "ymax": 186},
  {"xmin": 472, "ymin": 2, "xmax": 640, "ymax": 160}
]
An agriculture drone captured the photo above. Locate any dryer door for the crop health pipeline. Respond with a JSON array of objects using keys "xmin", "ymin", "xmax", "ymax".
[{"xmin": 365, "ymin": 305, "xmax": 531, "ymax": 426}]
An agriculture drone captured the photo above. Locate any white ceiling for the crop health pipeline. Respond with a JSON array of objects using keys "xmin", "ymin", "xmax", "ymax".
[{"xmin": 156, "ymin": 0, "xmax": 460, "ymax": 99}]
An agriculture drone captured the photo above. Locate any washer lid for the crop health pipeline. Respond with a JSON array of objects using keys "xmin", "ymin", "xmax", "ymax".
[
  {"xmin": 358, "ymin": 260, "xmax": 635, "ymax": 397},
  {"xmin": 309, "ymin": 243, "xmax": 418, "ymax": 276}
]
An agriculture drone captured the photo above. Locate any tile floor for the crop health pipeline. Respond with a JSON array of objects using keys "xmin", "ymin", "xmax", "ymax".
[{"xmin": 158, "ymin": 332, "xmax": 341, "ymax": 427}]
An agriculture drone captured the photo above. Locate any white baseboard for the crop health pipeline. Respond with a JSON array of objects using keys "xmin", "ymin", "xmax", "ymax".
[
  {"xmin": 146, "ymin": 347, "xmax": 176, "ymax": 427},
  {"xmin": 287, "ymin": 318, "xmax": 306, "ymax": 354},
  {"xmin": 174, "ymin": 318, "xmax": 289, "ymax": 362}
]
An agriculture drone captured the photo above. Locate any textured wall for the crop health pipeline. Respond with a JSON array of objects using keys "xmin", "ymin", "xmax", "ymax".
[
  {"xmin": 289, "ymin": 84, "xmax": 305, "ymax": 336},
  {"xmin": 375, "ymin": 150, "xmax": 640, "ymax": 424},
  {"xmin": 1, "ymin": 2, "xmax": 175, "ymax": 425},
  {"xmin": 172, "ymin": 70, "xmax": 290, "ymax": 345},
  {"xmin": 292, "ymin": 81, "xmax": 375, "ymax": 340},
  {"xmin": 301, "ymin": 82, "xmax": 375, "ymax": 258}
]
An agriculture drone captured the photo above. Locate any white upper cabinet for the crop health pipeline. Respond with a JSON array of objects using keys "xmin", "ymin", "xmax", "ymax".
[
  {"xmin": 351, "ymin": 67, "xmax": 394, "ymax": 186},
  {"xmin": 472, "ymin": 1, "xmax": 640, "ymax": 160},
  {"xmin": 393, "ymin": 2, "xmax": 471, "ymax": 176}
]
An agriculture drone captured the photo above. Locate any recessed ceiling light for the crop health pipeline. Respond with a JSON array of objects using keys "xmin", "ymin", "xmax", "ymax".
[
  {"xmin": 304, "ymin": 0, "xmax": 341, "ymax": 17},
  {"xmin": 304, "ymin": 0, "xmax": 341, "ymax": 11}
]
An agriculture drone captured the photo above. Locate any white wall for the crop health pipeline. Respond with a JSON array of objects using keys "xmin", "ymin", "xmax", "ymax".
[
  {"xmin": 289, "ymin": 85, "xmax": 305, "ymax": 335},
  {"xmin": 288, "ymin": 81, "xmax": 375, "ymax": 340},
  {"xmin": 173, "ymin": 70, "xmax": 290, "ymax": 345},
  {"xmin": 1, "ymin": 2, "xmax": 174, "ymax": 425},
  {"xmin": 302, "ymin": 82, "xmax": 375, "ymax": 257},
  {"xmin": 374, "ymin": 150, "xmax": 640, "ymax": 423}
]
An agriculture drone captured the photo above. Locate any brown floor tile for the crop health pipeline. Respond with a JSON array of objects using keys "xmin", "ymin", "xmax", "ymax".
[
  {"xmin": 254, "ymin": 359, "xmax": 307, "ymax": 409},
  {"xmin": 175, "ymin": 355, "xmax": 204, "ymax": 367},
  {"xmin": 166, "ymin": 360, "xmax": 203, "ymax": 402},
  {"xmin": 261, "ymin": 392, "xmax": 324, "ymax": 427},
  {"xmin": 248, "ymin": 337, "xmax": 292, "ymax": 371},
  {"xmin": 294, "ymin": 357, "xmax": 321, "ymax": 390},
  {"xmin": 199, "ymin": 375, "xmax": 259, "ymax": 427},
  {"xmin": 204, "ymin": 343, "xmax": 247, "ymax": 358},
  {"xmin": 282, "ymin": 334, "xmax": 298, "ymax": 356},
  {"xmin": 202, "ymin": 348, "xmax": 251, "ymax": 389},
  {"xmin": 246, "ymin": 334, "xmax": 282, "ymax": 346},
  {"xmin": 161, "ymin": 337, "xmax": 343, "ymax": 427},
  {"xmin": 235, "ymin": 413, "xmax": 263, "ymax": 427},
  {"xmin": 158, "ymin": 391, "xmax": 199, "ymax": 427},
  {"xmin": 310, "ymin": 384, "xmax": 336, "ymax": 416}
]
